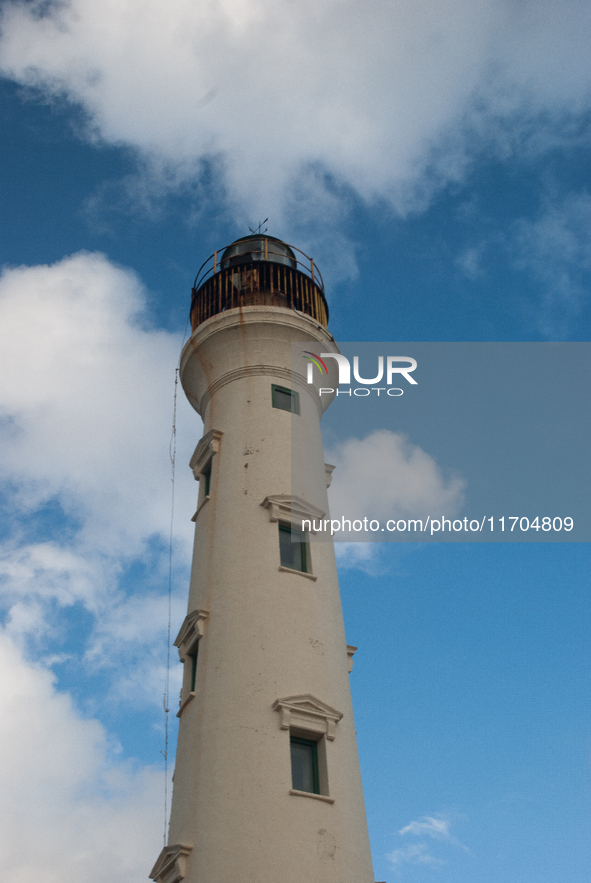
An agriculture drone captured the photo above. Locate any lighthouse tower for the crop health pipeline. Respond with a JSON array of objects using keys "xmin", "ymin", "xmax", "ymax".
[{"xmin": 150, "ymin": 236, "xmax": 375, "ymax": 883}]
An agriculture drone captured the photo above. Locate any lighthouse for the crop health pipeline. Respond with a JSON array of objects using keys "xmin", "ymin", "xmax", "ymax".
[{"xmin": 150, "ymin": 235, "xmax": 375, "ymax": 883}]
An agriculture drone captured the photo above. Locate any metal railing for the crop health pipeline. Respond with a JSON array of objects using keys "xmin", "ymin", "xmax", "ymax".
[
  {"xmin": 190, "ymin": 239, "xmax": 328, "ymax": 331},
  {"xmin": 193, "ymin": 239, "xmax": 324, "ymax": 292}
]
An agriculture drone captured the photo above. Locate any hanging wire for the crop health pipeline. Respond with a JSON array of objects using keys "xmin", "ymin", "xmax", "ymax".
[{"xmin": 162, "ymin": 367, "xmax": 179, "ymax": 845}]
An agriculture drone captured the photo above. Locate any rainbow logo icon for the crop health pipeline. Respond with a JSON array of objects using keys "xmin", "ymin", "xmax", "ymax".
[{"xmin": 301, "ymin": 351, "xmax": 328, "ymax": 374}]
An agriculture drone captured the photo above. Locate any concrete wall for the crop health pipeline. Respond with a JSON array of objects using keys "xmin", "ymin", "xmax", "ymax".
[{"xmin": 157, "ymin": 306, "xmax": 374, "ymax": 883}]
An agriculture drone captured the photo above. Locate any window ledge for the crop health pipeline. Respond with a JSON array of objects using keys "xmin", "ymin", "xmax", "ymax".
[
  {"xmin": 278, "ymin": 566, "xmax": 317, "ymax": 581},
  {"xmin": 176, "ymin": 691, "xmax": 195, "ymax": 718},
  {"xmin": 191, "ymin": 495, "xmax": 211, "ymax": 522},
  {"xmin": 289, "ymin": 789, "xmax": 334, "ymax": 804}
]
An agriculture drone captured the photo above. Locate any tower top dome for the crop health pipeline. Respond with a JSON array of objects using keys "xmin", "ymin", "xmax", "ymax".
[
  {"xmin": 190, "ymin": 234, "xmax": 328, "ymax": 331},
  {"xmin": 220, "ymin": 235, "xmax": 297, "ymax": 270}
]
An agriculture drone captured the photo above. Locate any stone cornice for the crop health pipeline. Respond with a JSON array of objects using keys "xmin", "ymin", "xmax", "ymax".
[
  {"xmin": 346, "ymin": 644, "xmax": 358, "ymax": 673},
  {"xmin": 189, "ymin": 429, "xmax": 223, "ymax": 479},
  {"xmin": 184, "ymin": 304, "xmax": 335, "ymax": 347},
  {"xmin": 150, "ymin": 844, "xmax": 192, "ymax": 883},
  {"xmin": 273, "ymin": 694, "xmax": 343, "ymax": 741},
  {"xmin": 324, "ymin": 463, "xmax": 335, "ymax": 488},
  {"xmin": 180, "ymin": 306, "xmax": 339, "ymax": 417},
  {"xmin": 199, "ymin": 364, "xmax": 322, "ymax": 416},
  {"xmin": 174, "ymin": 609, "xmax": 209, "ymax": 660},
  {"xmin": 261, "ymin": 494, "xmax": 325, "ymax": 531}
]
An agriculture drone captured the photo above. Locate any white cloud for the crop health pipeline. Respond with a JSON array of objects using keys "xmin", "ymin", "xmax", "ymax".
[
  {"xmin": 0, "ymin": 252, "xmax": 198, "ymax": 689},
  {"xmin": 0, "ymin": 253, "xmax": 193, "ymax": 878},
  {"xmin": 0, "ymin": 538, "xmax": 184, "ymax": 712},
  {"xmin": 327, "ymin": 429, "xmax": 464, "ymax": 534},
  {"xmin": 334, "ymin": 542, "xmax": 381, "ymax": 572},
  {"xmin": 387, "ymin": 842, "xmax": 445, "ymax": 869},
  {"xmin": 399, "ymin": 815, "xmax": 453, "ymax": 840},
  {"xmin": 0, "ymin": 251, "xmax": 198, "ymax": 557},
  {"xmin": 0, "ymin": 627, "xmax": 163, "ymax": 883},
  {"xmin": 455, "ymin": 244, "xmax": 486, "ymax": 280},
  {"xmin": 0, "ymin": 542, "xmax": 98, "ymax": 613},
  {"xmin": 388, "ymin": 812, "xmax": 469, "ymax": 870},
  {"xmin": 455, "ymin": 190, "xmax": 591, "ymax": 336},
  {"xmin": 0, "ymin": 0, "xmax": 589, "ymax": 233},
  {"xmin": 83, "ymin": 588, "xmax": 186, "ymax": 706},
  {"xmin": 386, "ymin": 814, "xmax": 469, "ymax": 872},
  {"xmin": 512, "ymin": 191, "xmax": 591, "ymax": 337}
]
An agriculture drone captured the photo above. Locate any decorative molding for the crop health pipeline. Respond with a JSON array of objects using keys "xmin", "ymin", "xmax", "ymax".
[
  {"xmin": 199, "ymin": 364, "xmax": 324, "ymax": 416},
  {"xmin": 189, "ymin": 429, "xmax": 223, "ymax": 479},
  {"xmin": 149, "ymin": 844, "xmax": 192, "ymax": 883},
  {"xmin": 190, "ymin": 494, "xmax": 210, "ymax": 522},
  {"xmin": 177, "ymin": 691, "xmax": 195, "ymax": 718},
  {"xmin": 324, "ymin": 463, "xmax": 335, "ymax": 488},
  {"xmin": 278, "ymin": 565, "xmax": 317, "ymax": 581},
  {"xmin": 174, "ymin": 609, "xmax": 209, "ymax": 660},
  {"xmin": 189, "ymin": 303, "xmax": 332, "ymax": 341},
  {"xmin": 272, "ymin": 694, "xmax": 343, "ymax": 741},
  {"xmin": 346, "ymin": 645, "xmax": 358, "ymax": 673},
  {"xmin": 289, "ymin": 789, "xmax": 335, "ymax": 804},
  {"xmin": 261, "ymin": 494, "xmax": 325, "ymax": 531}
]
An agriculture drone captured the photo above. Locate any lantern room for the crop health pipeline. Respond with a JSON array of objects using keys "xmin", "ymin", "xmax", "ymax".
[{"xmin": 189, "ymin": 235, "xmax": 328, "ymax": 330}]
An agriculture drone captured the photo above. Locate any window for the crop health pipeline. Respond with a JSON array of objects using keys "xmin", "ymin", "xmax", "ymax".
[
  {"xmin": 189, "ymin": 429, "xmax": 222, "ymax": 509},
  {"xmin": 272, "ymin": 384, "xmax": 300, "ymax": 414},
  {"xmin": 174, "ymin": 608, "xmax": 209, "ymax": 717},
  {"xmin": 290, "ymin": 737, "xmax": 319, "ymax": 794},
  {"xmin": 189, "ymin": 646, "xmax": 198, "ymax": 692},
  {"xmin": 273, "ymin": 694, "xmax": 341, "ymax": 803},
  {"xmin": 279, "ymin": 523, "xmax": 308, "ymax": 573},
  {"xmin": 202, "ymin": 462, "xmax": 211, "ymax": 497}
]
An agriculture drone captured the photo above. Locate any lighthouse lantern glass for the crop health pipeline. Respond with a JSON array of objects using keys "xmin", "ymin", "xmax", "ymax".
[{"xmin": 220, "ymin": 236, "xmax": 297, "ymax": 270}]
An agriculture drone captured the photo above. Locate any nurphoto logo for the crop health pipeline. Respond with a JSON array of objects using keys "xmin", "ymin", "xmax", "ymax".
[{"xmin": 302, "ymin": 352, "xmax": 418, "ymax": 397}]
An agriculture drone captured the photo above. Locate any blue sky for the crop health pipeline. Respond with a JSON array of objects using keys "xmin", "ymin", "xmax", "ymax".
[{"xmin": 0, "ymin": 2, "xmax": 589, "ymax": 881}]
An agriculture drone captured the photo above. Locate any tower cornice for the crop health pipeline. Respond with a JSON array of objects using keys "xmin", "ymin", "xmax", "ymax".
[
  {"xmin": 179, "ymin": 306, "xmax": 340, "ymax": 418},
  {"xmin": 261, "ymin": 494, "xmax": 325, "ymax": 530},
  {"xmin": 272, "ymin": 694, "xmax": 344, "ymax": 741},
  {"xmin": 150, "ymin": 843, "xmax": 192, "ymax": 883},
  {"xmin": 189, "ymin": 429, "xmax": 223, "ymax": 479}
]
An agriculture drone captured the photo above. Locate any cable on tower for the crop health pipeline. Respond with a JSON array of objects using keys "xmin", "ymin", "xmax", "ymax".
[{"xmin": 161, "ymin": 367, "xmax": 179, "ymax": 845}]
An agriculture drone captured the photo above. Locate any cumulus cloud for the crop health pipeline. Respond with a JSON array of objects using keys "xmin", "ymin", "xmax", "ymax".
[
  {"xmin": 0, "ymin": 542, "xmax": 98, "ymax": 615},
  {"xmin": 399, "ymin": 814, "xmax": 461, "ymax": 844},
  {"xmin": 327, "ymin": 429, "xmax": 464, "ymax": 536},
  {"xmin": 334, "ymin": 542, "xmax": 382, "ymax": 572},
  {"xmin": 455, "ymin": 244, "xmax": 487, "ymax": 280},
  {"xmin": 512, "ymin": 191, "xmax": 591, "ymax": 337},
  {"xmin": 399, "ymin": 815, "xmax": 450, "ymax": 838},
  {"xmin": 0, "ymin": 252, "xmax": 198, "ymax": 688},
  {"xmin": 388, "ymin": 813, "xmax": 468, "ymax": 871},
  {"xmin": 387, "ymin": 842, "xmax": 445, "ymax": 869},
  {"xmin": 0, "ymin": 0, "xmax": 589, "ymax": 235},
  {"xmin": 0, "ymin": 251, "xmax": 197, "ymax": 556},
  {"xmin": 0, "ymin": 253, "xmax": 196, "ymax": 879},
  {"xmin": 0, "ymin": 627, "xmax": 163, "ymax": 883},
  {"xmin": 83, "ymin": 588, "xmax": 187, "ymax": 705},
  {"xmin": 455, "ymin": 190, "xmax": 591, "ymax": 337}
]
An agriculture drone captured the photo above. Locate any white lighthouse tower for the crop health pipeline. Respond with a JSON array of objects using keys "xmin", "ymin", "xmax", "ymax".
[{"xmin": 150, "ymin": 236, "xmax": 375, "ymax": 883}]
